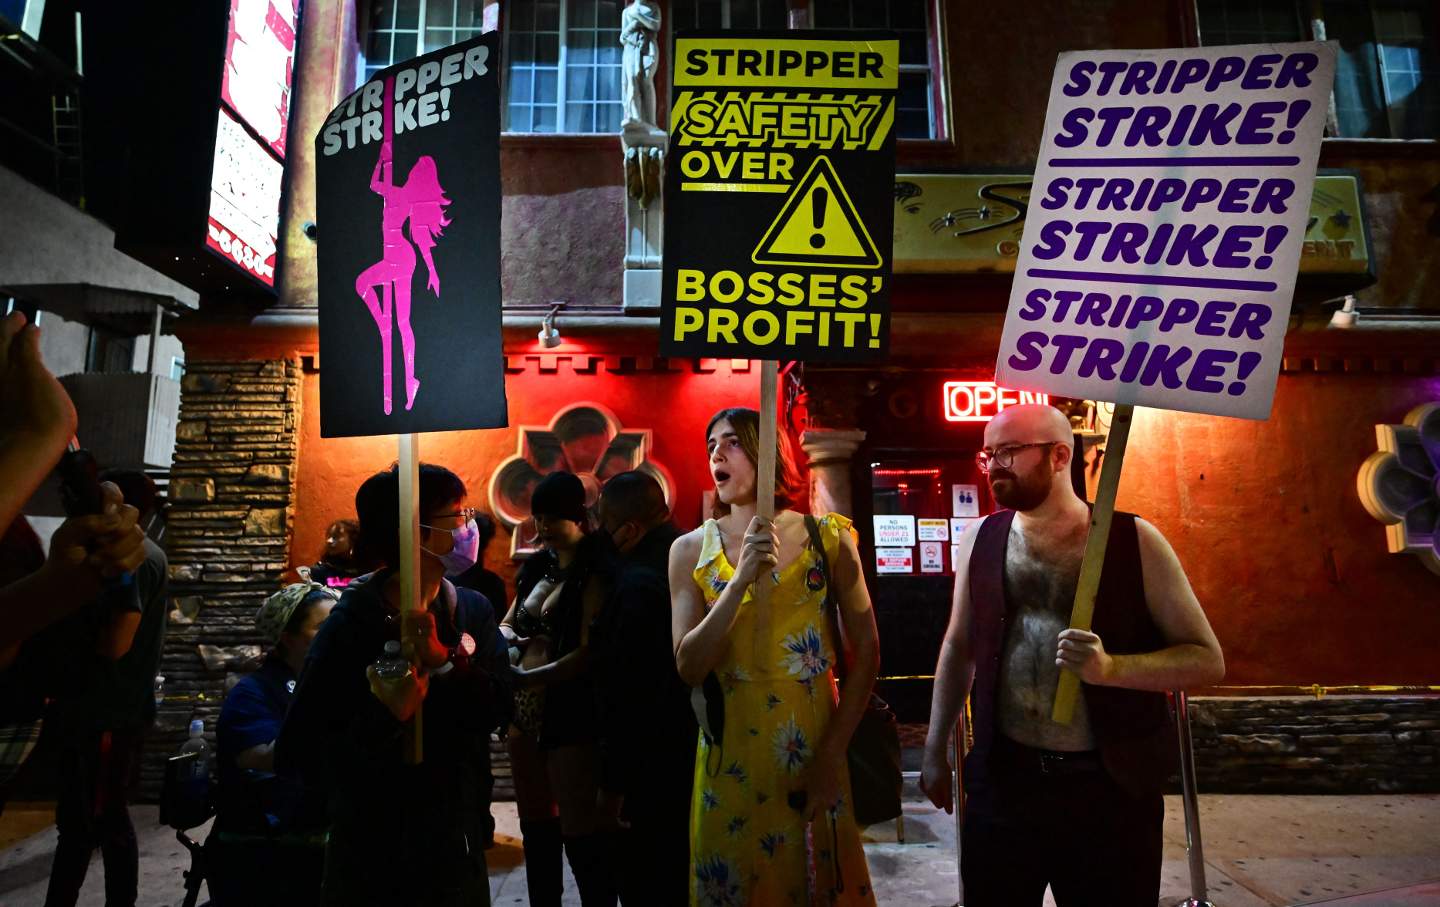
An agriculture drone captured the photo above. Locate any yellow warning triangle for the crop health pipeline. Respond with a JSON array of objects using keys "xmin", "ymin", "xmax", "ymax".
[{"xmin": 752, "ymin": 156, "xmax": 882, "ymax": 269}]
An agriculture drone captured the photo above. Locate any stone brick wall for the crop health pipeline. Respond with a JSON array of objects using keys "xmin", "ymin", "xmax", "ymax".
[
  {"xmin": 143, "ymin": 359, "xmax": 302, "ymax": 798},
  {"xmin": 1190, "ymin": 695, "xmax": 1440, "ymax": 794}
]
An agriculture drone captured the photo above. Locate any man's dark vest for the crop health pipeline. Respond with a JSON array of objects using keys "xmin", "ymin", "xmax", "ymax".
[{"xmin": 966, "ymin": 509, "xmax": 1176, "ymax": 797}]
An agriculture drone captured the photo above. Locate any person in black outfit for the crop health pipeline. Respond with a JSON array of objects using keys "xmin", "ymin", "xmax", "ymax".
[
  {"xmin": 502, "ymin": 471, "xmax": 614, "ymax": 906},
  {"xmin": 450, "ymin": 512, "xmax": 508, "ymax": 852},
  {"xmin": 452, "ymin": 511, "xmax": 507, "ymax": 616},
  {"xmin": 44, "ymin": 470, "xmax": 169, "ymax": 907},
  {"xmin": 592, "ymin": 471, "xmax": 695, "ymax": 906},
  {"xmin": 277, "ymin": 463, "xmax": 511, "ymax": 907}
]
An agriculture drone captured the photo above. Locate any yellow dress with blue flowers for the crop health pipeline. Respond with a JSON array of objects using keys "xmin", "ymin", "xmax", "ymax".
[{"xmin": 689, "ymin": 513, "xmax": 876, "ymax": 907}]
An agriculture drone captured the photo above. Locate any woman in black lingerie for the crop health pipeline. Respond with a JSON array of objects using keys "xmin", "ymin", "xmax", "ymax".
[{"xmin": 499, "ymin": 471, "xmax": 615, "ymax": 906}]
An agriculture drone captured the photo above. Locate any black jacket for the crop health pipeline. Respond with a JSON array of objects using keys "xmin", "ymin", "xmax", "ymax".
[{"xmin": 593, "ymin": 523, "xmax": 698, "ymax": 802}]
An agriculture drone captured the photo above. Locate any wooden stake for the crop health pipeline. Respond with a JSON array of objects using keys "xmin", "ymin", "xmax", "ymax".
[
  {"xmin": 398, "ymin": 432, "xmax": 423, "ymax": 764},
  {"xmin": 752, "ymin": 361, "xmax": 779, "ymax": 664},
  {"xmin": 1051, "ymin": 404, "xmax": 1134, "ymax": 726}
]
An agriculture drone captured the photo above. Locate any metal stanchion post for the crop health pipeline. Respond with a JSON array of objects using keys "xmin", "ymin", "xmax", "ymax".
[
  {"xmin": 1174, "ymin": 689, "xmax": 1214, "ymax": 907},
  {"xmin": 951, "ymin": 711, "xmax": 965, "ymax": 907}
]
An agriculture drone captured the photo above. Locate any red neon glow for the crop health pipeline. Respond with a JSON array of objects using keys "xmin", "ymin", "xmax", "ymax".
[
  {"xmin": 943, "ymin": 381, "xmax": 1049, "ymax": 423},
  {"xmin": 873, "ymin": 468, "xmax": 942, "ymax": 477}
]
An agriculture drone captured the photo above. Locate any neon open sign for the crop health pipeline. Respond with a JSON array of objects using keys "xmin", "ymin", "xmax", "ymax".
[{"xmin": 943, "ymin": 381, "xmax": 1049, "ymax": 423}]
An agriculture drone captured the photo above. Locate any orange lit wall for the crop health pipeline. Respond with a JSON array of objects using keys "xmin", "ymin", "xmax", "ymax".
[
  {"xmin": 808, "ymin": 354, "xmax": 1440, "ymax": 687},
  {"xmin": 289, "ymin": 348, "xmax": 760, "ymax": 592},
  {"xmin": 1108, "ymin": 373, "xmax": 1440, "ymax": 687}
]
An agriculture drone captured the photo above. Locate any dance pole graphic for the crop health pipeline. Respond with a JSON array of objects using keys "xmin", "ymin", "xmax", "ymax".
[{"xmin": 316, "ymin": 34, "xmax": 506, "ymax": 762}]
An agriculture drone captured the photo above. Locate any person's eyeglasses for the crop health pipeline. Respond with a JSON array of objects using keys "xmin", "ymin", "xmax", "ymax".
[
  {"xmin": 976, "ymin": 442, "xmax": 1059, "ymax": 474},
  {"xmin": 421, "ymin": 507, "xmax": 476, "ymax": 531}
]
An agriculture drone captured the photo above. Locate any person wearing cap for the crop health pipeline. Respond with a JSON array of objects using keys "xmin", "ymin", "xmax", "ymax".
[
  {"xmin": 208, "ymin": 581, "xmax": 336, "ymax": 907},
  {"xmin": 218, "ymin": 582, "xmax": 338, "ymax": 795},
  {"xmin": 501, "ymin": 470, "xmax": 616, "ymax": 907}
]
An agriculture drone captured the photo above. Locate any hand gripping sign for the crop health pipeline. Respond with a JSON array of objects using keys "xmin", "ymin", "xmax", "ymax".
[
  {"xmin": 992, "ymin": 43, "xmax": 1335, "ymax": 723},
  {"xmin": 660, "ymin": 32, "xmax": 899, "ymax": 363}
]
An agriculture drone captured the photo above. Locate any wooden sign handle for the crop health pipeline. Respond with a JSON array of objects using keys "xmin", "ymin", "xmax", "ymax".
[
  {"xmin": 752, "ymin": 361, "xmax": 779, "ymax": 664},
  {"xmin": 1051, "ymin": 404, "xmax": 1134, "ymax": 726},
  {"xmin": 398, "ymin": 432, "xmax": 424, "ymax": 764}
]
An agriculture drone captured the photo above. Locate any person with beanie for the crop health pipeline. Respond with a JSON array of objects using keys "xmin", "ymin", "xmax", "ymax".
[{"xmin": 210, "ymin": 581, "xmax": 337, "ymax": 906}]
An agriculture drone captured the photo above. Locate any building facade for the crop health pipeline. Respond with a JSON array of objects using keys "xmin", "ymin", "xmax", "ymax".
[{"xmin": 75, "ymin": 0, "xmax": 1437, "ymax": 795}]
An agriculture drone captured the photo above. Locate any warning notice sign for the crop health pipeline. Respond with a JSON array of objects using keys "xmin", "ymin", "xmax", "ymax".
[{"xmin": 660, "ymin": 32, "xmax": 899, "ymax": 362}]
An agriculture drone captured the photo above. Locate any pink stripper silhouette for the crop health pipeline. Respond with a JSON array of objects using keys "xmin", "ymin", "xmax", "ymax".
[{"xmin": 354, "ymin": 75, "xmax": 451, "ymax": 414}]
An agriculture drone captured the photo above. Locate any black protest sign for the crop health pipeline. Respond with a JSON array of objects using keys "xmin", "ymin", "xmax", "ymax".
[
  {"xmin": 660, "ymin": 31, "xmax": 899, "ymax": 362},
  {"xmin": 316, "ymin": 34, "xmax": 506, "ymax": 438}
]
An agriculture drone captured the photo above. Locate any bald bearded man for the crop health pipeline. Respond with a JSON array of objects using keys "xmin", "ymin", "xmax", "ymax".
[{"xmin": 920, "ymin": 404, "xmax": 1224, "ymax": 906}]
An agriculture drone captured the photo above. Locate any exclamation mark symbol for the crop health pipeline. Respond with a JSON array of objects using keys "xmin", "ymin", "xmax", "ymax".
[
  {"xmin": 1255, "ymin": 226, "xmax": 1286, "ymax": 269},
  {"xmin": 868, "ymin": 313, "xmax": 881, "ymax": 348},
  {"xmin": 1229, "ymin": 352, "xmax": 1261, "ymax": 396},
  {"xmin": 810, "ymin": 187, "xmax": 828, "ymax": 250},
  {"xmin": 440, "ymin": 87, "xmax": 452, "ymax": 122},
  {"xmin": 1277, "ymin": 99, "xmax": 1309, "ymax": 143}
]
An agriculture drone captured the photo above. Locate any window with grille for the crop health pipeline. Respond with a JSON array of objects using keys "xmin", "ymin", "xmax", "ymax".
[
  {"xmin": 361, "ymin": 0, "xmax": 489, "ymax": 86},
  {"xmin": 1196, "ymin": 0, "xmax": 1438, "ymax": 139},
  {"xmin": 504, "ymin": 0, "xmax": 623, "ymax": 133},
  {"xmin": 669, "ymin": 0, "xmax": 944, "ymax": 140},
  {"xmin": 669, "ymin": 0, "xmax": 788, "ymax": 30},
  {"xmin": 360, "ymin": 0, "xmax": 624, "ymax": 134}
]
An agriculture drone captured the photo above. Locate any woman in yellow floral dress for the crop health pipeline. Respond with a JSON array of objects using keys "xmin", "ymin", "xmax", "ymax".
[{"xmin": 669, "ymin": 407, "xmax": 881, "ymax": 907}]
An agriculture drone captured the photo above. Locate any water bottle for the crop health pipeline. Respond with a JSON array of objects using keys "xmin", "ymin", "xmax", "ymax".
[
  {"xmin": 175, "ymin": 722, "xmax": 210, "ymax": 811},
  {"xmin": 179, "ymin": 720, "xmax": 209, "ymax": 776},
  {"xmin": 373, "ymin": 640, "xmax": 412, "ymax": 681}
]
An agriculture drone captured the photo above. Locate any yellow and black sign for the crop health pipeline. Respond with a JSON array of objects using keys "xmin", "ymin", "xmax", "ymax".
[{"xmin": 661, "ymin": 32, "xmax": 899, "ymax": 361}]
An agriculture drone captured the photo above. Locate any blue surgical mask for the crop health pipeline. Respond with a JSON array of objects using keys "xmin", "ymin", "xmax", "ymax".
[{"xmin": 423, "ymin": 518, "xmax": 480, "ymax": 576}]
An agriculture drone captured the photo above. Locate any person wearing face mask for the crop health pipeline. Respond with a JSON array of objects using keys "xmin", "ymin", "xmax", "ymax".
[
  {"xmin": 591, "ymin": 471, "xmax": 694, "ymax": 906},
  {"xmin": 276, "ymin": 463, "xmax": 512, "ymax": 907},
  {"xmin": 500, "ymin": 471, "xmax": 615, "ymax": 907},
  {"xmin": 920, "ymin": 405, "xmax": 1224, "ymax": 907}
]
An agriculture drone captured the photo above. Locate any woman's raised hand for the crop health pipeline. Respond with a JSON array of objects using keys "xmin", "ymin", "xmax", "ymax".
[{"xmin": 734, "ymin": 515, "xmax": 779, "ymax": 586}]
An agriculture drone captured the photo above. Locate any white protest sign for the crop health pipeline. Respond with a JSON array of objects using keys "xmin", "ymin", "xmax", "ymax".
[
  {"xmin": 873, "ymin": 515, "xmax": 917, "ymax": 547},
  {"xmin": 875, "ymin": 548, "xmax": 913, "ymax": 574},
  {"xmin": 995, "ymin": 43, "xmax": 1335, "ymax": 419}
]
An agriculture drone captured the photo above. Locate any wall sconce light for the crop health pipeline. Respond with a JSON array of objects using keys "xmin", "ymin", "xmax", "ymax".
[{"xmin": 539, "ymin": 301, "xmax": 564, "ymax": 348}]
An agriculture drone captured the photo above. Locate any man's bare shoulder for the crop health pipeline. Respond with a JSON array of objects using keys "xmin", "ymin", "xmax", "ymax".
[
  {"xmin": 1133, "ymin": 516, "xmax": 1179, "ymax": 559},
  {"xmin": 956, "ymin": 513, "xmax": 995, "ymax": 559}
]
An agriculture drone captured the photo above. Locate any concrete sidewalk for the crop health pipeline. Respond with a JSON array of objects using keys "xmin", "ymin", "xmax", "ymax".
[{"xmin": 1, "ymin": 788, "xmax": 1436, "ymax": 906}]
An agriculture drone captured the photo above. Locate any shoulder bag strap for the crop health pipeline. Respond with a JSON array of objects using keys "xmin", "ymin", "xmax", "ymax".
[{"xmin": 804, "ymin": 514, "xmax": 848, "ymax": 685}]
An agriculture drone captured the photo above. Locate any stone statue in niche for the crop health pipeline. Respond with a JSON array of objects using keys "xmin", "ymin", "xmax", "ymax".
[
  {"xmin": 620, "ymin": 0, "xmax": 659, "ymax": 130},
  {"xmin": 620, "ymin": 0, "xmax": 663, "ymax": 209}
]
